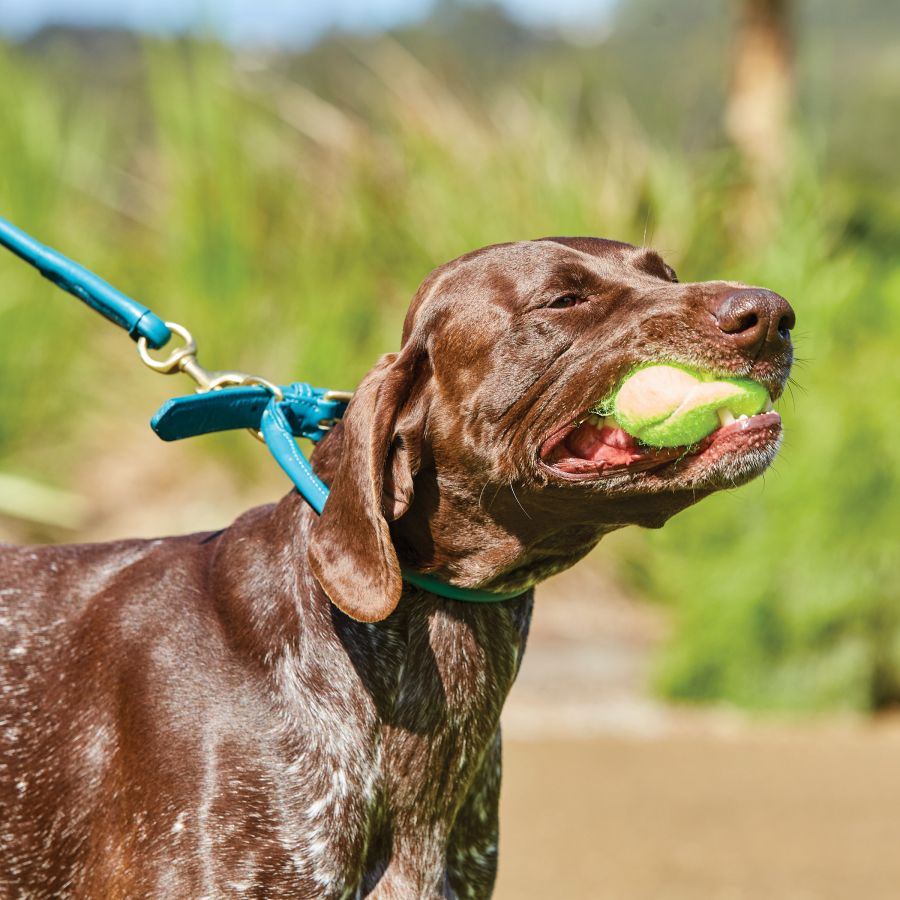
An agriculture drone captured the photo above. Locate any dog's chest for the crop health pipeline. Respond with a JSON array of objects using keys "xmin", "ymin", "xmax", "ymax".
[
  {"xmin": 0, "ymin": 557, "xmax": 532, "ymax": 898},
  {"xmin": 244, "ymin": 595, "xmax": 532, "ymax": 893}
]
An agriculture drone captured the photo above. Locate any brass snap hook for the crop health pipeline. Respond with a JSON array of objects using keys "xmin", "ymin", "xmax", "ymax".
[{"xmin": 137, "ymin": 321, "xmax": 197, "ymax": 376}]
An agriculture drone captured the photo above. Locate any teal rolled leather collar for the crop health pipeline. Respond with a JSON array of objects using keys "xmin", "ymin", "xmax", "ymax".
[{"xmin": 152, "ymin": 385, "xmax": 527, "ymax": 604}]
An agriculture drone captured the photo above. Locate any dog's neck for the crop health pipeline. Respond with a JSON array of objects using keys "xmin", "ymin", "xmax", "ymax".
[
  {"xmin": 306, "ymin": 419, "xmax": 616, "ymax": 596},
  {"xmin": 307, "ymin": 419, "xmax": 698, "ymax": 600},
  {"xmin": 387, "ymin": 469, "xmax": 612, "ymax": 594},
  {"xmin": 312, "ymin": 423, "xmax": 608, "ymax": 591}
]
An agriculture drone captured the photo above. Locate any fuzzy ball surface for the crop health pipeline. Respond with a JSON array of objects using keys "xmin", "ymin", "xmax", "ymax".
[{"xmin": 609, "ymin": 364, "xmax": 769, "ymax": 448}]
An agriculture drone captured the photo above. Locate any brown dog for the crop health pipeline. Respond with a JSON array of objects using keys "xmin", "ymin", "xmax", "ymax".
[{"xmin": 0, "ymin": 237, "xmax": 793, "ymax": 898}]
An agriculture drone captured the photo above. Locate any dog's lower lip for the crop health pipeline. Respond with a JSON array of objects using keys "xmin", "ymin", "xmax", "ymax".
[{"xmin": 539, "ymin": 411, "xmax": 782, "ymax": 481}]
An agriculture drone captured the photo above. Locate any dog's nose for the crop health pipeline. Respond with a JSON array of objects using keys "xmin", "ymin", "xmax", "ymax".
[{"xmin": 713, "ymin": 288, "xmax": 795, "ymax": 355}]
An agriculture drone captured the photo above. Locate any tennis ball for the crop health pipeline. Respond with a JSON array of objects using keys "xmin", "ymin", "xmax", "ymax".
[{"xmin": 610, "ymin": 364, "xmax": 769, "ymax": 448}]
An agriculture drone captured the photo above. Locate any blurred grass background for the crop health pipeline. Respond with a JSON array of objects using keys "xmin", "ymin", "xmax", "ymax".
[{"xmin": 1, "ymin": 0, "xmax": 898, "ymax": 713}]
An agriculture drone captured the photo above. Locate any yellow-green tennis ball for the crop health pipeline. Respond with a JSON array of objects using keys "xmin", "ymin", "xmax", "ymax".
[{"xmin": 612, "ymin": 364, "xmax": 769, "ymax": 448}]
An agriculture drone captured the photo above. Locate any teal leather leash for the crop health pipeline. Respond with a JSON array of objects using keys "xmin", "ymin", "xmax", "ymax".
[
  {"xmin": 0, "ymin": 215, "xmax": 525, "ymax": 604},
  {"xmin": 0, "ymin": 215, "xmax": 171, "ymax": 349}
]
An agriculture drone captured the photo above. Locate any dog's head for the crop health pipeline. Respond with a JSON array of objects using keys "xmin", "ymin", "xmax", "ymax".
[{"xmin": 309, "ymin": 238, "xmax": 794, "ymax": 621}]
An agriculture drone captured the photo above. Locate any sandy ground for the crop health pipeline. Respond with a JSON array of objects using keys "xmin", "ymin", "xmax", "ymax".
[
  {"xmin": 495, "ymin": 566, "xmax": 900, "ymax": 900},
  {"xmin": 495, "ymin": 727, "xmax": 900, "ymax": 900}
]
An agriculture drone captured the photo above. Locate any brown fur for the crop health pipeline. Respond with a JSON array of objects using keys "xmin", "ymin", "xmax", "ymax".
[{"xmin": 0, "ymin": 238, "xmax": 793, "ymax": 897}]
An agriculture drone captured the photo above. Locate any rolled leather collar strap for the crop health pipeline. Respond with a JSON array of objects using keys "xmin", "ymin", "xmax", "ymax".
[{"xmin": 153, "ymin": 385, "xmax": 527, "ymax": 605}]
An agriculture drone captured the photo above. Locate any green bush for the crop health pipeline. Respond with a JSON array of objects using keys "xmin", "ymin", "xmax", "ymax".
[
  {"xmin": 1, "ymin": 35, "xmax": 897, "ymax": 710},
  {"xmin": 641, "ymin": 237, "xmax": 900, "ymax": 711}
]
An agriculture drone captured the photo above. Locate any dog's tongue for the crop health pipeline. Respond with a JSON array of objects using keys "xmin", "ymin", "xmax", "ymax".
[{"xmin": 562, "ymin": 419, "xmax": 644, "ymax": 466}]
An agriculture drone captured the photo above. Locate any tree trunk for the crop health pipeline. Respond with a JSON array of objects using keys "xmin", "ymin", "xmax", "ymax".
[{"xmin": 726, "ymin": 0, "xmax": 793, "ymax": 182}]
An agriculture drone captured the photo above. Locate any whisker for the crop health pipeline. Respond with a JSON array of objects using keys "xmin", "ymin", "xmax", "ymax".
[{"xmin": 508, "ymin": 483, "xmax": 532, "ymax": 520}]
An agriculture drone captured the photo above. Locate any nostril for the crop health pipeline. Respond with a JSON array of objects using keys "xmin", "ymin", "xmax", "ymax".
[
  {"xmin": 715, "ymin": 302, "xmax": 762, "ymax": 337},
  {"xmin": 736, "ymin": 312, "xmax": 758, "ymax": 333},
  {"xmin": 777, "ymin": 310, "xmax": 795, "ymax": 338},
  {"xmin": 713, "ymin": 289, "xmax": 794, "ymax": 352}
]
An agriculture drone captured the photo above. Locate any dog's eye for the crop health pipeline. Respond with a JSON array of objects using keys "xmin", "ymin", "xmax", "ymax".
[{"xmin": 548, "ymin": 294, "xmax": 583, "ymax": 309}]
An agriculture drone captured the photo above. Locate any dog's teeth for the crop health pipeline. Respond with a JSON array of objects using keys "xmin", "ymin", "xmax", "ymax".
[
  {"xmin": 765, "ymin": 398, "xmax": 774, "ymax": 412},
  {"xmin": 737, "ymin": 414, "xmax": 748, "ymax": 421},
  {"xmin": 717, "ymin": 408, "xmax": 736, "ymax": 427}
]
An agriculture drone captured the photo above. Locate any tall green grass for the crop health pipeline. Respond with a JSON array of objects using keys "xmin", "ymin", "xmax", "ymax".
[{"xmin": 0, "ymin": 37, "xmax": 897, "ymax": 709}]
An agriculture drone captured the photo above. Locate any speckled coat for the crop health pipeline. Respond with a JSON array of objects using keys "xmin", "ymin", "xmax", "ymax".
[
  {"xmin": 0, "ymin": 497, "xmax": 531, "ymax": 898},
  {"xmin": 0, "ymin": 238, "xmax": 793, "ymax": 897}
]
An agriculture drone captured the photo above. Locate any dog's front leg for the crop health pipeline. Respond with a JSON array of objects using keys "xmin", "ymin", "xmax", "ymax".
[
  {"xmin": 364, "ymin": 731, "xmax": 503, "ymax": 900},
  {"xmin": 445, "ymin": 730, "xmax": 502, "ymax": 899}
]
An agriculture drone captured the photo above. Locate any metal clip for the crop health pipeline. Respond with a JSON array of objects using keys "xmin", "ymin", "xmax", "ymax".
[{"xmin": 137, "ymin": 320, "xmax": 286, "ymax": 442}]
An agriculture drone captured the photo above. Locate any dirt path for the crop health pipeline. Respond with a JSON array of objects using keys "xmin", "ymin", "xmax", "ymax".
[
  {"xmin": 496, "ymin": 725, "xmax": 900, "ymax": 900},
  {"xmin": 497, "ymin": 565, "xmax": 900, "ymax": 899}
]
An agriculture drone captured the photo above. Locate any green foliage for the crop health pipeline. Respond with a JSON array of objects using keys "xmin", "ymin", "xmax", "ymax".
[
  {"xmin": 643, "ymin": 234, "xmax": 900, "ymax": 711},
  {"xmin": 0, "ymin": 23, "xmax": 897, "ymax": 710},
  {"xmin": 634, "ymin": 165, "xmax": 900, "ymax": 711}
]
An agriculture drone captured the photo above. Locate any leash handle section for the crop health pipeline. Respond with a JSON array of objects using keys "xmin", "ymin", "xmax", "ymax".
[
  {"xmin": 152, "ymin": 382, "xmax": 345, "ymax": 517},
  {"xmin": 0, "ymin": 215, "xmax": 172, "ymax": 349},
  {"xmin": 260, "ymin": 399, "xmax": 331, "ymax": 514}
]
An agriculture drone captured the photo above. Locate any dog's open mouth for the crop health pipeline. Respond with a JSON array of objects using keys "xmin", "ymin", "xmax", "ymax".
[
  {"xmin": 540, "ymin": 409, "xmax": 782, "ymax": 479},
  {"xmin": 538, "ymin": 363, "xmax": 787, "ymax": 485}
]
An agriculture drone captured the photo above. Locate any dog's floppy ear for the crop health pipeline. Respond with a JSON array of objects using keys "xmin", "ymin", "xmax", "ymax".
[{"xmin": 308, "ymin": 343, "xmax": 427, "ymax": 622}]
